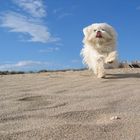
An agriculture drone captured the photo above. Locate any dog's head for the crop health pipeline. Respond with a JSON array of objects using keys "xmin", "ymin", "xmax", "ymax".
[{"xmin": 83, "ymin": 23, "xmax": 117, "ymax": 46}]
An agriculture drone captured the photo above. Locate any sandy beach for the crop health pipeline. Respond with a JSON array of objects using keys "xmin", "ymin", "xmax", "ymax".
[{"xmin": 0, "ymin": 68, "xmax": 140, "ymax": 140}]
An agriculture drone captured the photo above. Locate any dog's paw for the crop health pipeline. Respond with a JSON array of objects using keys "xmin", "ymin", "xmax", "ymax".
[
  {"xmin": 107, "ymin": 61, "xmax": 114, "ymax": 64},
  {"xmin": 97, "ymin": 74, "xmax": 106, "ymax": 78},
  {"xmin": 97, "ymin": 71, "xmax": 106, "ymax": 78},
  {"xmin": 105, "ymin": 51, "xmax": 117, "ymax": 64}
]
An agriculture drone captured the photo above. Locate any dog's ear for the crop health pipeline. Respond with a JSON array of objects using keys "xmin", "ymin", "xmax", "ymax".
[
  {"xmin": 83, "ymin": 26, "xmax": 90, "ymax": 36},
  {"xmin": 83, "ymin": 26, "xmax": 91, "ymax": 42},
  {"xmin": 83, "ymin": 25, "xmax": 92, "ymax": 42}
]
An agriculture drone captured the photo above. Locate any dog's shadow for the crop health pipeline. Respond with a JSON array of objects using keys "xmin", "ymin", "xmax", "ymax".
[{"xmin": 105, "ymin": 73, "xmax": 140, "ymax": 79}]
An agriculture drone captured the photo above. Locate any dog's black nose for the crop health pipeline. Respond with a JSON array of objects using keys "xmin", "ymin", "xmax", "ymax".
[
  {"xmin": 96, "ymin": 31, "xmax": 102, "ymax": 38},
  {"xmin": 97, "ymin": 31, "xmax": 101, "ymax": 33}
]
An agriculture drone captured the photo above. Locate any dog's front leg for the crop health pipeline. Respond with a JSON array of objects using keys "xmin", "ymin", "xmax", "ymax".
[
  {"xmin": 96, "ymin": 57, "xmax": 105, "ymax": 78},
  {"xmin": 105, "ymin": 51, "xmax": 117, "ymax": 64}
]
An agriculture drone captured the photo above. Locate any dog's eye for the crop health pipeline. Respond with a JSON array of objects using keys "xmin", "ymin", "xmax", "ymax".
[
  {"xmin": 101, "ymin": 29, "xmax": 105, "ymax": 31},
  {"xmin": 93, "ymin": 29, "xmax": 97, "ymax": 32}
]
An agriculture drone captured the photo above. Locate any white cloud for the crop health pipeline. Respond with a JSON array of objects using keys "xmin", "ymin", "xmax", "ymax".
[
  {"xmin": 53, "ymin": 7, "xmax": 73, "ymax": 19},
  {"xmin": 15, "ymin": 60, "xmax": 42, "ymax": 67},
  {"xmin": 0, "ymin": 60, "xmax": 66, "ymax": 71},
  {"xmin": 0, "ymin": 0, "xmax": 60, "ymax": 43},
  {"xmin": 58, "ymin": 13, "xmax": 73, "ymax": 19},
  {"xmin": 13, "ymin": 0, "xmax": 46, "ymax": 18},
  {"xmin": 0, "ymin": 60, "xmax": 83, "ymax": 71},
  {"xmin": 0, "ymin": 60, "xmax": 55, "ymax": 71},
  {"xmin": 0, "ymin": 12, "xmax": 59, "ymax": 43},
  {"xmin": 39, "ymin": 47, "xmax": 59, "ymax": 53},
  {"xmin": 136, "ymin": 6, "xmax": 140, "ymax": 10},
  {"xmin": 0, "ymin": 60, "xmax": 43, "ymax": 70},
  {"xmin": 71, "ymin": 59, "xmax": 81, "ymax": 63},
  {"xmin": 53, "ymin": 8, "xmax": 63, "ymax": 14}
]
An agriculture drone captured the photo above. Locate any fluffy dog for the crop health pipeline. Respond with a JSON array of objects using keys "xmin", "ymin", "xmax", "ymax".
[{"xmin": 81, "ymin": 23, "xmax": 118, "ymax": 78}]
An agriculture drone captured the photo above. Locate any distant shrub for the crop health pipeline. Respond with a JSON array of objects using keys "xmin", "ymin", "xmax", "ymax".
[
  {"xmin": 119, "ymin": 61, "xmax": 140, "ymax": 68},
  {"xmin": 38, "ymin": 70, "xmax": 48, "ymax": 73},
  {"xmin": 0, "ymin": 71, "xmax": 25, "ymax": 75}
]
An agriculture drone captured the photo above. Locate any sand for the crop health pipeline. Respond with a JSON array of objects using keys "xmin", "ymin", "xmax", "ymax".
[{"xmin": 0, "ymin": 68, "xmax": 140, "ymax": 140}]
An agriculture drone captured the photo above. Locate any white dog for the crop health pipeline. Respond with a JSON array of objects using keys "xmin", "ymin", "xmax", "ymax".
[{"xmin": 81, "ymin": 23, "xmax": 118, "ymax": 78}]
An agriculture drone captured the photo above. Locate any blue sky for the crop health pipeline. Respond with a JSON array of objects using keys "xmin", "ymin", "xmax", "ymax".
[{"xmin": 0, "ymin": 0, "xmax": 140, "ymax": 71}]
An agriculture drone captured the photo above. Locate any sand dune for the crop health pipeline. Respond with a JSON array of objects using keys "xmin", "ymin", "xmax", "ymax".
[{"xmin": 0, "ymin": 68, "xmax": 140, "ymax": 140}]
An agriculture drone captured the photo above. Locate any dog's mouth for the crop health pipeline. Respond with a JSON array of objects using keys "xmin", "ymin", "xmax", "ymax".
[{"xmin": 96, "ymin": 31, "xmax": 102, "ymax": 38}]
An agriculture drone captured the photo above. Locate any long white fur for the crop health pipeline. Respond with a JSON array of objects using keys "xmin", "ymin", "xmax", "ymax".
[{"xmin": 81, "ymin": 23, "xmax": 118, "ymax": 78}]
